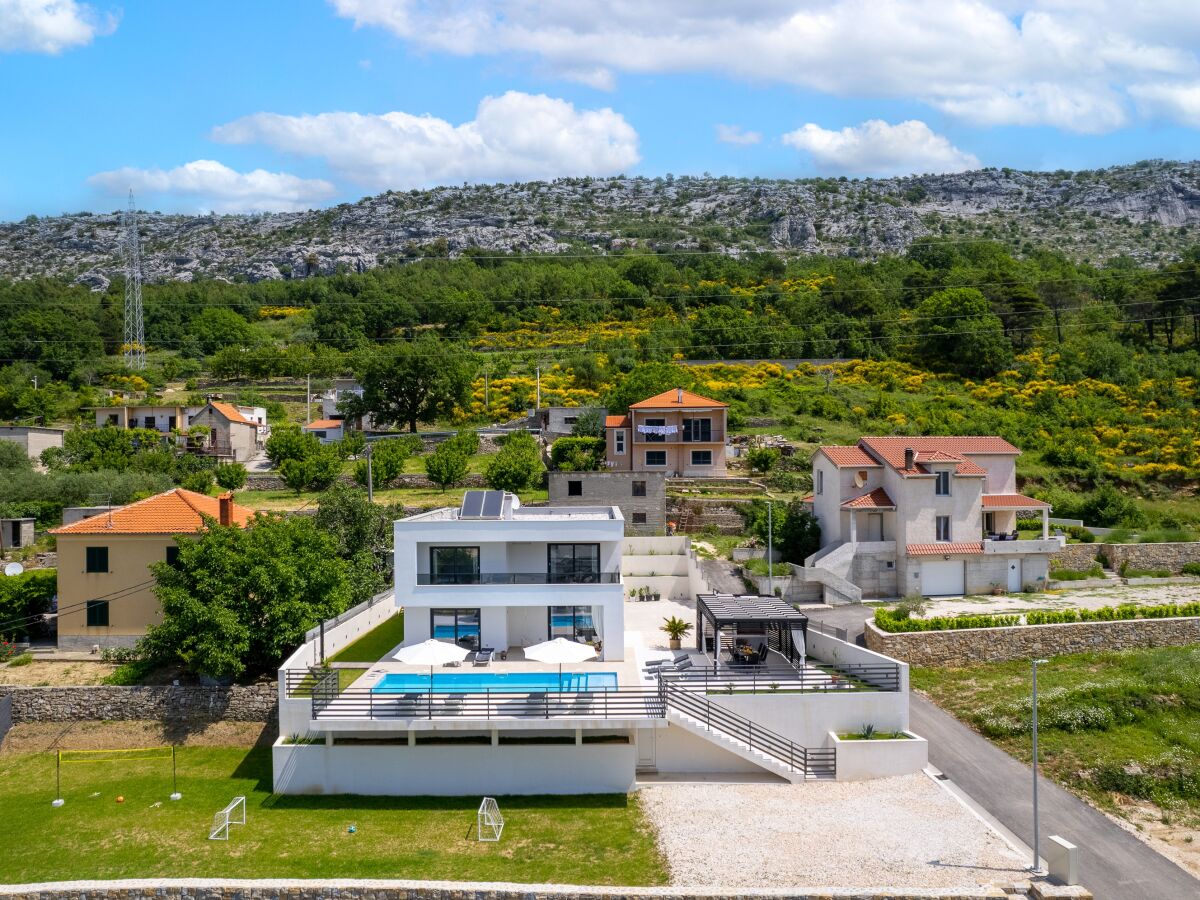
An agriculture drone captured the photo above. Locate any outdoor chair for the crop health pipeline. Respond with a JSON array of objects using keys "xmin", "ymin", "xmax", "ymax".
[
  {"xmin": 644, "ymin": 652, "xmax": 689, "ymax": 670},
  {"xmin": 756, "ymin": 643, "xmax": 769, "ymax": 664},
  {"xmin": 473, "ymin": 647, "xmax": 494, "ymax": 667}
]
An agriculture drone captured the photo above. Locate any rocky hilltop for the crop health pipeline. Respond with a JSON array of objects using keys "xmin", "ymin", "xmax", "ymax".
[{"xmin": 2, "ymin": 160, "xmax": 1197, "ymax": 289}]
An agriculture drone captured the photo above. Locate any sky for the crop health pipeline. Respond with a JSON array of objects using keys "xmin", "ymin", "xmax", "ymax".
[{"xmin": 1, "ymin": 0, "xmax": 1199, "ymax": 220}]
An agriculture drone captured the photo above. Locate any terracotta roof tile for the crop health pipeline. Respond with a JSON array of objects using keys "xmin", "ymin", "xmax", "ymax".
[
  {"xmin": 860, "ymin": 436, "xmax": 1018, "ymax": 476},
  {"xmin": 304, "ymin": 419, "xmax": 342, "ymax": 430},
  {"xmin": 51, "ymin": 488, "xmax": 255, "ymax": 535},
  {"xmin": 818, "ymin": 445, "xmax": 882, "ymax": 468},
  {"xmin": 629, "ymin": 388, "xmax": 728, "ymax": 409},
  {"xmin": 206, "ymin": 401, "xmax": 256, "ymax": 426},
  {"xmin": 841, "ymin": 487, "xmax": 895, "ymax": 509},
  {"xmin": 605, "ymin": 415, "xmax": 630, "ymax": 428},
  {"xmin": 982, "ymin": 493, "xmax": 1050, "ymax": 509},
  {"xmin": 906, "ymin": 542, "xmax": 984, "ymax": 556}
]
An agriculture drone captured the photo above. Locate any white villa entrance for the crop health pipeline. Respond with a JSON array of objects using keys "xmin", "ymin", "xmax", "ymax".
[{"xmin": 920, "ymin": 559, "xmax": 965, "ymax": 596}]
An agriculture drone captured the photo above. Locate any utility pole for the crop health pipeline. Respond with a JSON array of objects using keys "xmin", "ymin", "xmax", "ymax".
[
  {"xmin": 1031, "ymin": 658, "xmax": 1048, "ymax": 874},
  {"xmin": 121, "ymin": 190, "xmax": 146, "ymax": 371},
  {"xmin": 365, "ymin": 442, "xmax": 374, "ymax": 503},
  {"xmin": 306, "ymin": 375, "xmax": 311, "ymax": 424},
  {"xmin": 30, "ymin": 376, "xmax": 37, "ymax": 390},
  {"xmin": 484, "ymin": 369, "xmax": 490, "ymax": 413},
  {"xmin": 767, "ymin": 501, "xmax": 774, "ymax": 597},
  {"xmin": 536, "ymin": 366, "xmax": 541, "ymax": 409}
]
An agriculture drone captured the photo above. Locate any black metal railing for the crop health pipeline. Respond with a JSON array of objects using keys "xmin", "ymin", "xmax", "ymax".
[
  {"xmin": 661, "ymin": 662, "xmax": 899, "ymax": 693},
  {"xmin": 311, "ymin": 686, "xmax": 666, "ymax": 721},
  {"xmin": 416, "ymin": 572, "xmax": 621, "ymax": 585},
  {"xmin": 660, "ymin": 681, "xmax": 835, "ymax": 778}
]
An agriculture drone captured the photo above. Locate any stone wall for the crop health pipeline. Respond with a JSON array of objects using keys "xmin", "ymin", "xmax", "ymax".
[
  {"xmin": 0, "ymin": 880, "xmax": 1029, "ymax": 900},
  {"xmin": 1050, "ymin": 541, "xmax": 1200, "ymax": 575},
  {"xmin": 548, "ymin": 471, "xmax": 665, "ymax": 534},
  {"xmin": 1049, "ymin": 543, "xmax": 1101, "ymax": 570},
  {"xmin": 864, "ymin": 616, "xmax": 1200, "ymax": 667},
  {"xmin": 2, "ymin": 683, "xmax": 277, "ymax": 723},
  {"xmin": 667, "ymin": 498, "xmax": 747, "ymax": 534}
]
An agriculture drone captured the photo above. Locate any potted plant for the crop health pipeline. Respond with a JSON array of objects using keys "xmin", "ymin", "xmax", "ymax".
[
  {"xmin": 637, "ymin": 586, "xmax": 648, "ymax": 602},
  {"xmin": 661, "ymin": 616, "xmax": 693, "ymax": 650}
]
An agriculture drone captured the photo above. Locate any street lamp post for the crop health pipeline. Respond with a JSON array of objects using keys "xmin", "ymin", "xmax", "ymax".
[{"xmin": 1031, "ymin": 657, "xmax": 1048, "ymax": 874}]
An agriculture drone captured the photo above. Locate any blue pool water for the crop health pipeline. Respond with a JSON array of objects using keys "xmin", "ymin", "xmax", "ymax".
[{"xmin": 372, "ymin": 671, "xmax": 618, "ymax": 693}]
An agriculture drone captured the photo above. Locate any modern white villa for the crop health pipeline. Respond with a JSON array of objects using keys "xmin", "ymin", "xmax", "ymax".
[
  {"xmin": 274, "ymin": 491, "xmax": 924, "ymax": 797},
  {"xmin": 809, "ymin": 436, "xmax": 1065, "ymax": 598}
]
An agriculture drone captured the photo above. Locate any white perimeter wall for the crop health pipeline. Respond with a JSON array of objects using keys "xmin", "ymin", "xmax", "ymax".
[
  {"xmin": 710, "ymin": 692, "xmax": 908, "ymax": 747},
  {"xmin": 808, "ymin": 628, "xmax": 910, "ymax": 694},
  {"xmin": 273, "ymin": 741, "xmax": 636, "ymax": 796},
  {"xmin": 652, "ymin": 724, "xmax": 778, "ymax": 776}
]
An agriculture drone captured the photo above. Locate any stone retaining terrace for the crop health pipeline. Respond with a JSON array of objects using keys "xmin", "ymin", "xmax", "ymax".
[{"xmin": 1, "ymin": 684, "xmax": 277, "ymax": 723}]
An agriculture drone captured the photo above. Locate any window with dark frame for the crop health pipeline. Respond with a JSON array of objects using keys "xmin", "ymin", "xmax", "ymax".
[
  {"xmin": 86, "ymin": 600, "xmax": 109, "ymax": 627},
  {"xmin": 682, "ymin": 417, "xmax": 712, "ymax": 442},
  {"xmin": 632, "ymin": 480, "xmax": 646, "ymax": 497},
  {"xmin": 645, "ymin": 450, "xmax": 667, "ymax": 467},
  {"xmin": 85, "ymin": 546, "xmax": 109, "ymax": 573},
  {"xmin": 431, "ymin": 608, "xmax": 481, "ymax": 648},
  {"xmin": 429, "ymin": 546, "xmax": 480, "ymax": 584},
  {"xmin": 935, "ymin": 470, "xmax": 951, "ymax": 496},
  {"xmin": 936, "ymin": 516, "xmax": 952, "ymax": 542},
  {"xmin": 690, "ymin": 449, "xmax": 713, "ymax": 466},
  {"xmin": 642, "ymin": 417, "xmax": 667, "ymax": 442},
  {"xmin": 165, "ymin": 546, "xmax": 181, "ymax": 567},
  {"xmin": 632, "ymin": 512, "xmax": 647, "ymax": 525},
  {"xmin": 548, "ymin": 543, "xmax": 601, "ymax": 583},
  {"xmin": 567, "ymin": 480, "xmax": 583, "ymax": 496},
  {"xmin": 549, "ymin": 606, "xmax": 597, "ymax": 643}
]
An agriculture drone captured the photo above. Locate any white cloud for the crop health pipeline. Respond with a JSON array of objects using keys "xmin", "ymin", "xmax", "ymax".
[
  {"xmin": 212, "ymin": 91, "xmax": 641, "ymax": 190},
  {"xmin": 0, "ymin": 0, "xmax": 115, "ymax": 54},
  {"xmin": 782, "ymin": 119, "xmax": 981, "ymax": 176},
  {"xmin": 327, "ymin": 0, "xmax": 1200, "ymax": 132},
  {"xmin": 716, "ymin": 124, "xmax": 761, "ymax": 146},
  {"xmin": 1129, "ymin": 81, "xmax": 1200, "ymax": 128},
  {"xmin": 87, "ymin": 160, "xmax": 337, "ymax": 214}
]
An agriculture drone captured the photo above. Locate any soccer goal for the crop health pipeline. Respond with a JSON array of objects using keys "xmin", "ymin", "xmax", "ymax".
[
  {"xmin": 53, "ymin": 746, "xmax": 181, "ymax": 807},
  {"xmin": 477, "ymin": 796, "xmax": 504, "ymax": 842},
  {"xmin": 209, "ymin": 795, "xmax": 247, "ymax": 841}
]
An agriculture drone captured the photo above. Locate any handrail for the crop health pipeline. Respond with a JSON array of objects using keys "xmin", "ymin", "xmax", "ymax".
[
  {"xmin": 310, "ymin": 686, "xmax": 666, "ymax": 721},
  {"xmin": 662, "ymin": 662, "xmax": 899, "ymax": 693},
  {"xmin": 659, "ymin": 679, "xmax": 835, "ymax": 778},
  {"xmin": 416, "ymin": 572, "xmax": 621, "ymax": 585}
]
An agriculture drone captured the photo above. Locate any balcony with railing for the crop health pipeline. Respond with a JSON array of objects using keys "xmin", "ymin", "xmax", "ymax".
[
  {"xmin": 415, "ymin": 571, "xmax": 622, "ymax": 585},
  {"xmin": 633, "ymin": 429, "xmax": 726, "ymax": 444}
]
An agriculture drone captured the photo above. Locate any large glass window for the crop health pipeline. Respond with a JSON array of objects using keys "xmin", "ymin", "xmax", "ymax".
[
  {"xmin": 548, "ymin": 544, "xmax": 601, "ymax": 583},
  {"xmin": 549, "ymin": 606, "xmax": 597, "ymax": 643},
  {"xmin": 431, "ymin": 608, "xmax": 481, "ymax": 648},
  {"xmin": 429, "ymin": 546, "xmax": 479, "ymax": 584},
  {"xmin": 642, "ymin": 417, "xmax": 666, "ymax": 442},
  {"xmin": 682, "ymin": 417, "xmax": 712, "ymax": 442},
  {"xmin": 690, "ymin": 450, "xmax": 713, "ymax": 466}
]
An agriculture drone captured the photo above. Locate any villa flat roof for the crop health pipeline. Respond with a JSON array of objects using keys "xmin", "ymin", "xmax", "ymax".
[{"xmin": 401, "ymin": 505, "xmax": 619, "ymax": 523}]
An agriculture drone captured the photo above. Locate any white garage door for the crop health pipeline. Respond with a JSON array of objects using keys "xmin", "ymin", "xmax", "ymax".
[{"xmin": 921, "ymin": 560, "xmax": 965, "ymax": 596}]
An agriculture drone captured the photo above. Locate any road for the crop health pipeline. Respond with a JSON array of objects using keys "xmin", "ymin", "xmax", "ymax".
[{"xmin": 807, "ymin": 604, "xmax": 1200, "ymax": 900}]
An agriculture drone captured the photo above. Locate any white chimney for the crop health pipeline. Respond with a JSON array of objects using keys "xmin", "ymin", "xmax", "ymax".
[{"xmin": 676, "ymin": 387, "xmax": 683, "ymax": 404}]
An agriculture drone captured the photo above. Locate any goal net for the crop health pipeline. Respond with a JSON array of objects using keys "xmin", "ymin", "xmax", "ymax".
[
  {"xmin": 209, "ymin": 795, "xmax": 247, "ymax": 841},
  {"xmin": 54, "ymin": 746, "xmax": 179, "ymax": 807},
  {"xmin": 477, "ymin": 796, "xmax": 504, "ymax": 842}
]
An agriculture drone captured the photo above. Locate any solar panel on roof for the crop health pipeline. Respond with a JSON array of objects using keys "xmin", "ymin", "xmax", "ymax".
[
  {"xmin": 460, "ymin": 491, "xmax": 485, "ymax": 518},
  {"xmin": 481, "ymin": 490, "xmax": 504, "ymax": 518}
]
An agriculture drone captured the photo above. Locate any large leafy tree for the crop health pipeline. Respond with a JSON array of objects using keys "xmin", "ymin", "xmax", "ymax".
[
  {"xmin": 141, "ymin": 515, "xmax": 352, "ymax": 678},
  {"xmin": 350, "ymin": 334, "xmax": 476, "ymax": 433},
  {"xmin": 314, "ymin": 483, "xmax": 402, "ymax": 605},
  {"xmin": 910, "ymin": 287, "xmax": 1012, "ymax": 377},
  {"xmin": 484, "ymin": 431, "xmax": 543, "ymax": 493},
  {"xmin": 604, "ymin": 362, "xmax": 695, "ymax": 413}
]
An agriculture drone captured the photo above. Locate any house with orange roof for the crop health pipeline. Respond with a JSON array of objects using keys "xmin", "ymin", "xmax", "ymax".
[
  {"xmin": 187, "ymin": 400, "xmax": 263, "ymax": 462},
  {"xmin": 303, "ymin": 419, "xmax": 344, "ymax": 444},
  {"xmin": 809, "ymin": 436, "xmax": 1064, "ymax": 598},
  {"xmin": 50, "ymin": 488, "xmax": 255, "ymax": 650},
  {"xmin": 604, "ymin": 387, "xmax": 729, "ymax": 476}
]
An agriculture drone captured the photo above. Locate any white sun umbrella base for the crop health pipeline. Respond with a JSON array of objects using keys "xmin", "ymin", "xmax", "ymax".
[{"xmin": 523, "ymin": 637, "xmax": 598, "ymax": 689}]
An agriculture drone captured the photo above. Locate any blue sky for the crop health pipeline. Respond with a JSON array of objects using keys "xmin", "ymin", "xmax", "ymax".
[{"xmin": 1, "ymin": 0, "xmax": 1199, "ymax": 220}]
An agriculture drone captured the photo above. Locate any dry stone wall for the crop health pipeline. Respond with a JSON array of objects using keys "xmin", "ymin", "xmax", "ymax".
[
  {"xmin": 2, "ymin": 684, "xmax": 277, "ymax": 723},
  {"xmin": 864, "ymin": 616, "xmax": 1200, "ymax": 667},
  {"xmin": 1048, "ymin": 544, "xmax": 1101, "ymax": 570},
  {"xmin": 1050, "ymin": 541, "xmax": 1200, "ymax": 574}
]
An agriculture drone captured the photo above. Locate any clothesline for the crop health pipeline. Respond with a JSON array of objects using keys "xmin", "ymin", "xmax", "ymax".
[{"xmin": 638, "ymin": 424, "xmax": 678, "ymax": 435}]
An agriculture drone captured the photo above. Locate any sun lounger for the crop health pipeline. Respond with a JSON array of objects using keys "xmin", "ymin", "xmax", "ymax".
[
  {"xmin": 473, "ymin": 647, "xmax": 494, "ymax": 667},
  {"xmin": 644, "ymin": 652, "xmax": 690, "ymax": 670}
]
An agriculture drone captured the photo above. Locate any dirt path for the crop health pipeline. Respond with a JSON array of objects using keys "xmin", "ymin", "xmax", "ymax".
[
  {"xmin": 0, "ymin": 721, "xmax": 274, "ymax": 753},
  {"xmin": 0, "ymin": 660, "xmax": 116, "ymax": 686}
]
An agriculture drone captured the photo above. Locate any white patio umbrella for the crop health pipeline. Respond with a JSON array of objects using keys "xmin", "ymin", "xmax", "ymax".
[
  {"xmin": 523, "ymin": 637, "xmax": 597, "ymax": 689},
  {"xmin": 392, "ymin": 639, "xmax": 471, "ymax": 699}
]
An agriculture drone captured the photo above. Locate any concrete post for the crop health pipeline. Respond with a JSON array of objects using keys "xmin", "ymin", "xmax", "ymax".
[
  {"xmin": 1042, "ymin": 508, "xmax": 1049, "ymax": 539},
  {"xmin": 1046, "ymin": 835, "xmax": 1079, "ymax": 885}
]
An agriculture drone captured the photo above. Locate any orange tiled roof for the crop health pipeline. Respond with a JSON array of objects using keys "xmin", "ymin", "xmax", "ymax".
[
  {"xmin": 906, "ymin": 542, "xmax": 984, "ymax": 556},
  {"xmin": 817, "ymin": 445, "xmax": 881, "ymax": 468},
  {"xmin": 915, "ymin": 450, "xmax": 963, "ymax": 463},
  {"xmin": 841, "ymin": 487, "xmax": 895, "ymax": 510},
  {"xmin": 205, "ymin": 401, "xmax": 256, "ymax": 426},
  {"xmin": 860, "ymin": 436, "xmax": 1017, "ymax": 476},
  {"xmin": 629, "ymin": 388, "xmax": 728, "ymax": 409},
  {"xmin": 605, "ymin": 415, "xmax": 630, "ymax": 428},
  {"xmin": 51, "ymin": 488, "xmax": 255, "ymax": 535},
  {"xmin": 982, "ymin": 493, "xmax": 1050, "ymax": 509},
  {"xmin": 304, "ymin": 419, "xmax": 342, "ymax": 430}
]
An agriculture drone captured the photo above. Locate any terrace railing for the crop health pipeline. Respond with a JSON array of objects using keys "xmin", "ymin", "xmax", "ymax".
[
  {"xmin": 415, "ymin": 572, "xmax": 622, "ymax": 585},
  {"xmin": 309, "ymin": 686, "xmax": 666, "ymax": 721},
  {"xmin": 659, "ymin": 679, "xmax": 836, "ymax": 779},
  {"xmin": 661, "ymin": 661, "xmax": 900, "ymax": 693}
]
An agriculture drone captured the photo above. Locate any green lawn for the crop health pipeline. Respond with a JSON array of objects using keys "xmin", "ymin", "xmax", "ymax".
[
  {"xmin": 239, "ymin": 484, "xmax": 549, "ymax": 512},
  {"xmin": 329, "ymin": 612, "xmax": 406, "ymax": 663},
  {"xmin": 287, "ymin": 667, "xmax": 368, "ymax": 696},
  {"xmin": 0, "ymin": 747, "xmax": 667, "ymax": 884},
  {"xmin": 913, "ymin": 645, "xmax": 1200, "ymax": 824}
]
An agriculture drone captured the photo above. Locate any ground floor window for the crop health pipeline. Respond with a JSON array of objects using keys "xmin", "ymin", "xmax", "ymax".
[
  {"xmin": 645, "ymin": 450, "xmax": 667, "ymax": 467},
  {"xmin": 631, "ymin": 512, "xmax": 647, "ymax": 525},
  {"xmin": 86, "ymin": 600, "xmax": 109, "ymax": 627},
  {"xmin": 690, "ymin": 449, "xmax": 713, "ymax": 466},
  {"xmin": 549, "ymin": 606, "xmax": 597, "ymax": 643},
  {"xmin": 431, "ymin": 608, "xmax": 481, "ymax": 648}
]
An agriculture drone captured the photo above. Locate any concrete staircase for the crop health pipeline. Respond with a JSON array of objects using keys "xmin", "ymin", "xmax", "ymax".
[{"xmin": 799, "ymin": 540, "xmax": 863, "ymax": 605}]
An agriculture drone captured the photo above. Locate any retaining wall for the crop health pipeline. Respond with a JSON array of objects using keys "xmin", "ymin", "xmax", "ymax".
[
  {"xmin": 2, "ymin": 684, "xmax": 277, "ymax": 723},
  {"xmin": 1050, "ymin": 541, "xmax": 1200, "ymax": 575},
  {"xmin": 864, "ymin": 616, "xmax": 1200, "ymax": 667}
]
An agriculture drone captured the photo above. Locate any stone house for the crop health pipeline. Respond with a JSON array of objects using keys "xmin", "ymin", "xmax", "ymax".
[
  {"xmin": 547, "ymin": 471, "xmax": 666, "ymax": 534},
  {"xmin": 50, "ymin": 488, "xmax": 254, "ymax": 650},
  {"xmin": 809, "ymin": 436, "xmax": 1063, "ymax": 598},
  {"xmin": 187, "ymin": 401, "xmax": 262, "ymax": 462}
]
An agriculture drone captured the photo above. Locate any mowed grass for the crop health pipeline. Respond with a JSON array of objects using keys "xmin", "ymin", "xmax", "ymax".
[
  {"xmin": 329, "ymin": 612, "xmax": 406, "ymax": 663},
  {"xmin": 0, "ymin": 747, "xmax": 667, "ymax": 884},
  {"xmin": 913, "ymin": 645, "xmax": 1200, "ymax": 821}
]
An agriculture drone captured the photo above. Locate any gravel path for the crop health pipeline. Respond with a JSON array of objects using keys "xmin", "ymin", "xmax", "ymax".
[
  {"xmin": 638, "ymin": 774, "xmax": 1027, "ymax": 890},
  {"xmin": 915, "ymin": 582, "xmax": 1197, "ymax": 618}
]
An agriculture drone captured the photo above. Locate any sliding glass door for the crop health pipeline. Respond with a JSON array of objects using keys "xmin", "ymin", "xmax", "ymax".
[
  {"xmin": 431, "ymin": 608, "xmax": 482, "ymax": 648},
  {"xmin": 549, "ymin": 606, "xmax": 597, "ymax": 643},
  {"xmin": 547, "ymin": 543, "xmax": 601, "ymax": 583}
]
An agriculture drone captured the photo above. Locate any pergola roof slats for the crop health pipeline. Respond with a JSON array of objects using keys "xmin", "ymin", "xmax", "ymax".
[{"xmin": 696, "ymin": 593, "xmax": 809, "ymax": 629}]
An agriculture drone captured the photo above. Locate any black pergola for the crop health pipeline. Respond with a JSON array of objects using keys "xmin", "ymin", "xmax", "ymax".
[{"xmin": 695, "ymin": 593, "xmax": 809, "ymax": 665}]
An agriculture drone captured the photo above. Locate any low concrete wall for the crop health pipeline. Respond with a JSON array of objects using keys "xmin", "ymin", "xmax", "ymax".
[
  {"xmin": 831, "ymin": 731, "xmax": 929, "ymax": 781},
  {"xmin": 273, "ymin": 740, "xmax": 636, "ymax": 795},
  {"xmin": 0, "ymin": 878, "xmax": 1018, "ymax": 900},
  {"xmin": 865, "ymin": 616, "xmax": 1200, "ymax": 667},
  {"xmin": 712, "ymin": 692, "xmax": 909, "ymax": 748},
  {"xmin": 2, "ymin": 684, "xmax": 277, "ymax": 723}
]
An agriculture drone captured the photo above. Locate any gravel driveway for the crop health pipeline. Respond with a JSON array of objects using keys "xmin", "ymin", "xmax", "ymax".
[
  {"xmin": 914, "ymin": 582, "xmax": 1197, "ymax": 618},
  {"xmin": 638, "ymin": 774, "xmax": 1027, "ymax": 890}
]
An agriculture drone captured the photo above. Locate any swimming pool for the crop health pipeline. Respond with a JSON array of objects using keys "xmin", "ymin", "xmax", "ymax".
[{"xmin": 372, "ymin": 671, "xmax": 618, "ymax": 693}]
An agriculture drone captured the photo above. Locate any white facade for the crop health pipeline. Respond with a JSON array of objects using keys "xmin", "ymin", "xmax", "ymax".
[
  {"xmin": 811, "ymin": 437, "xmax": 1063, "ymax": 598},
  {"xmin": 394, "ymin": 495, "xmax": 627, "ymax": 660}
]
